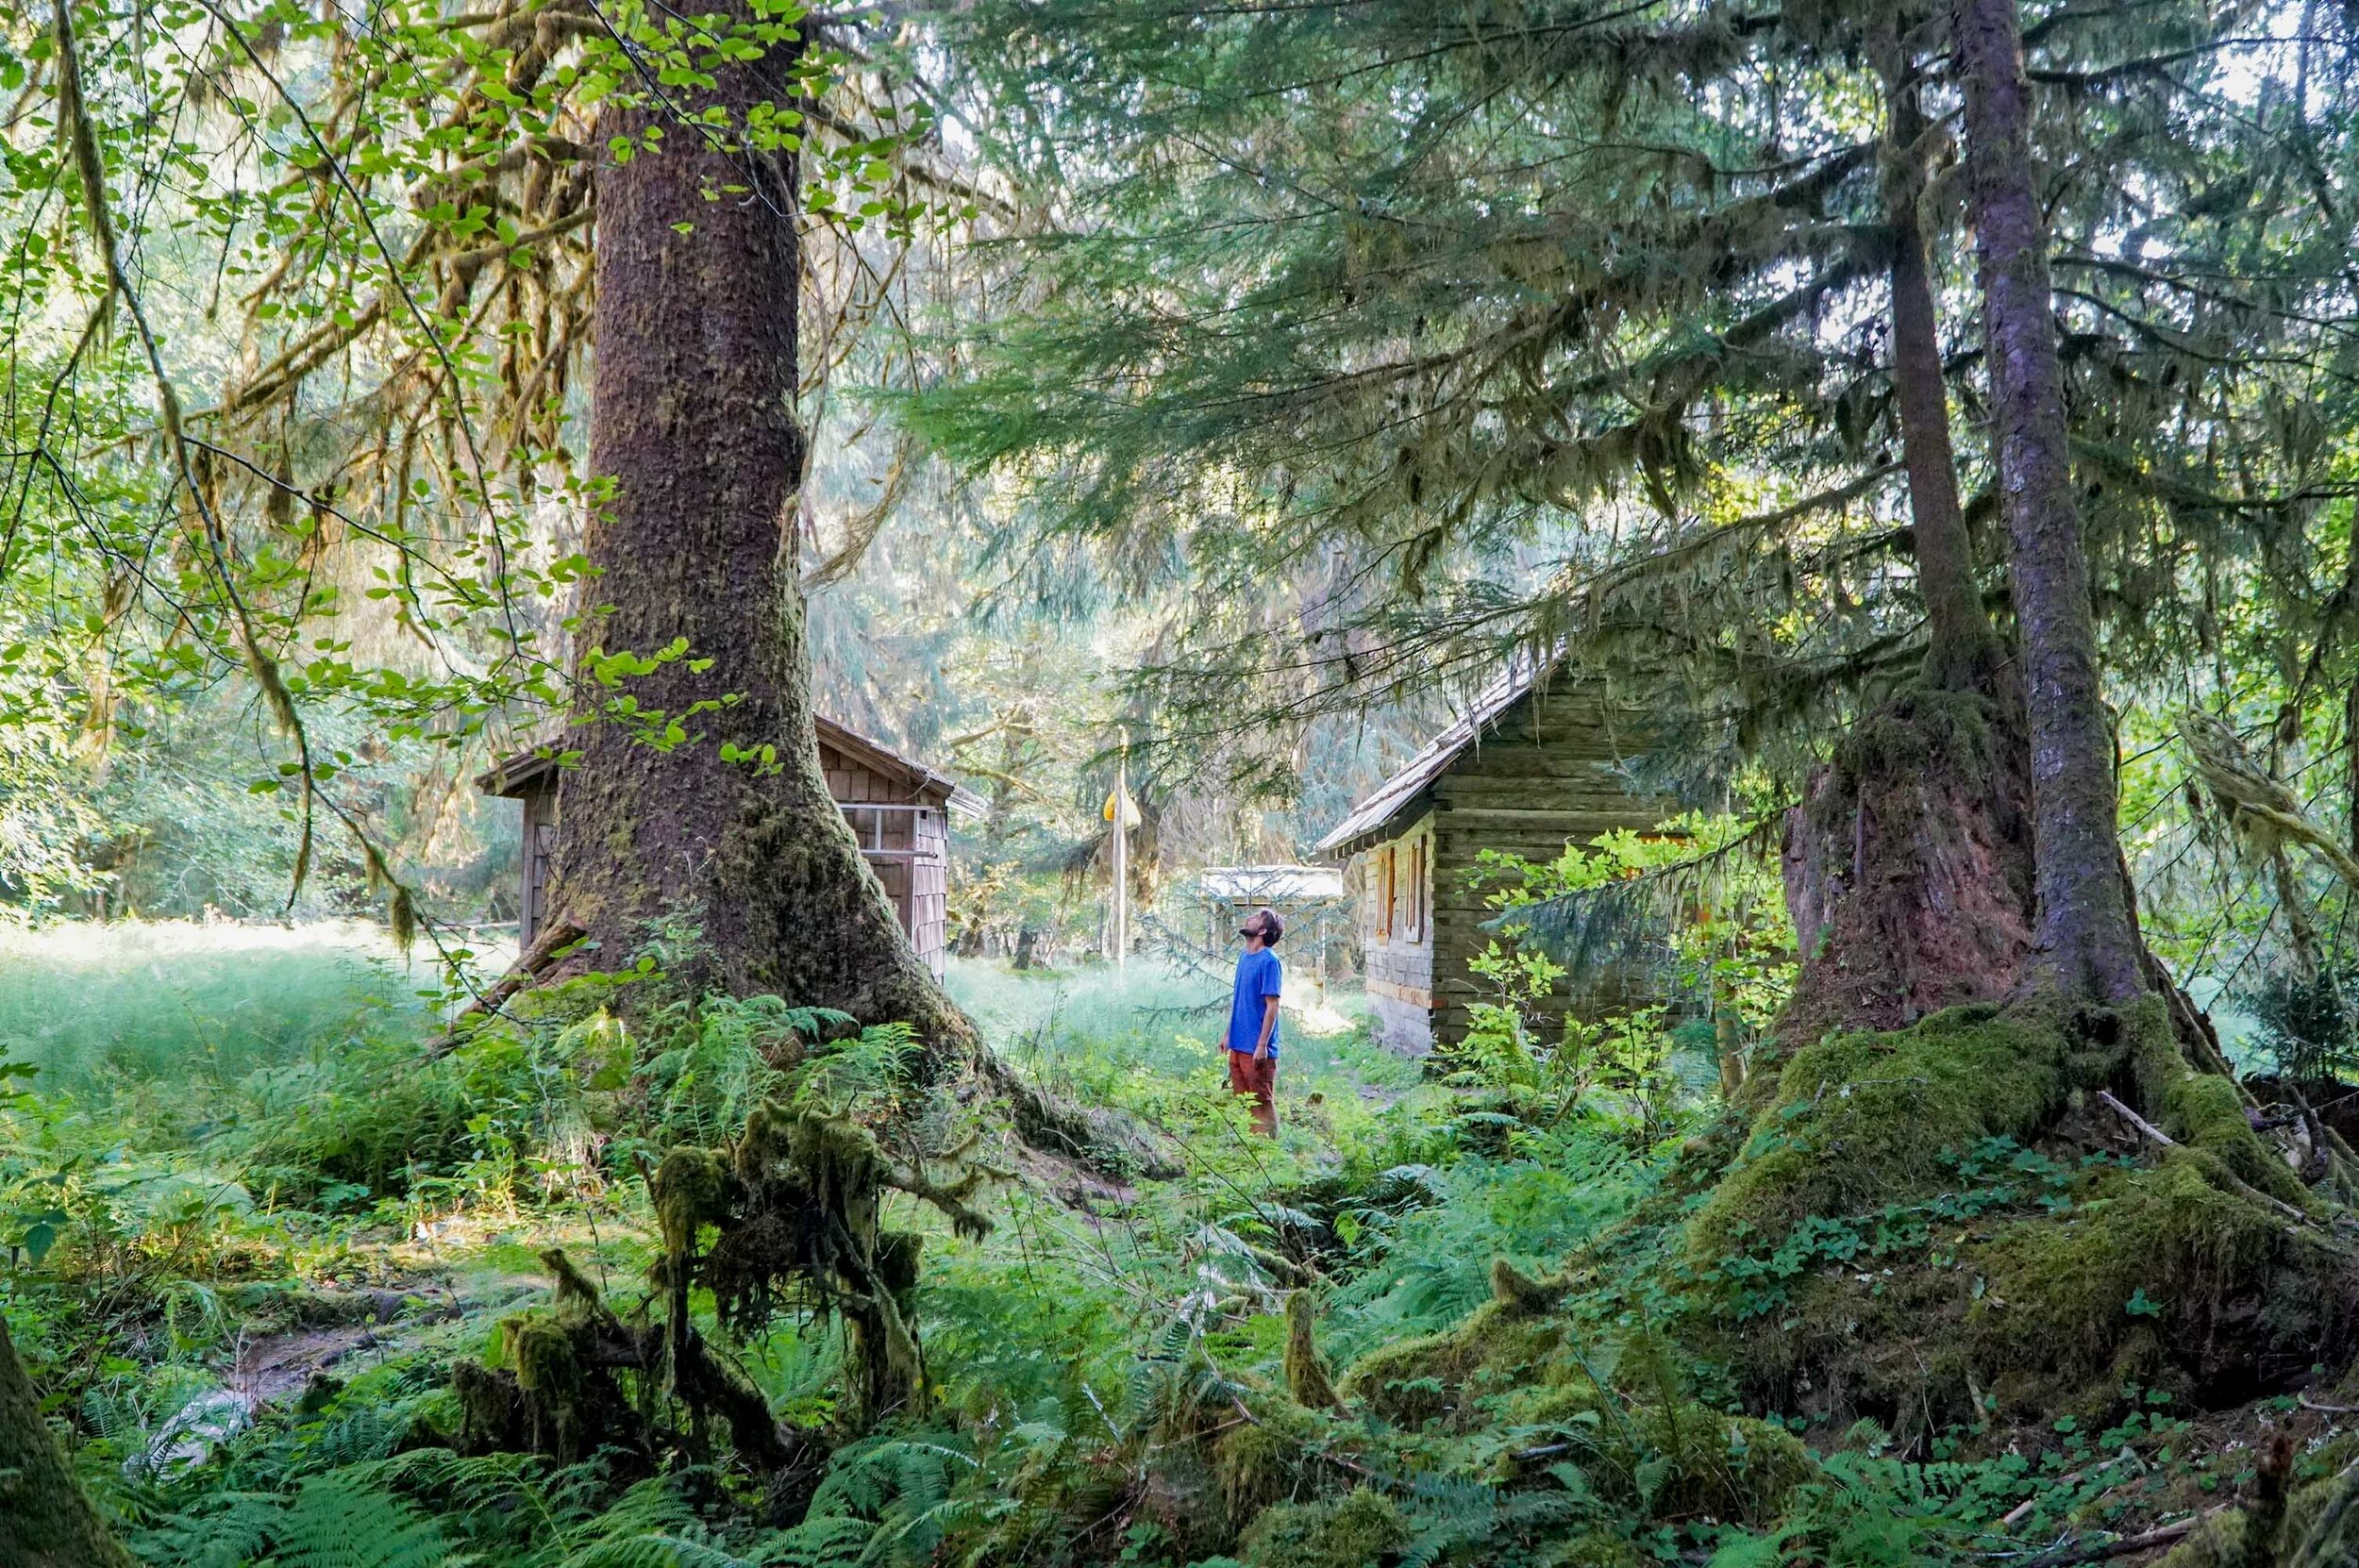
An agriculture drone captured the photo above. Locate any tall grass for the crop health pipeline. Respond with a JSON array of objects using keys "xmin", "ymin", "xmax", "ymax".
[
  {"xmin": 0, "ymin": 922, "xmax": 443, "ymax": 1102},
  {"xmin": 946, "ymin": 953, "xmax": 1414, "ymax": 1093}
]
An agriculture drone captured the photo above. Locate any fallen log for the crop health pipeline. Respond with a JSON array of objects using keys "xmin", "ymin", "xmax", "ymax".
[{"xmin": 427, "ymin": 915, "xmax": 586, "ymax": 1057}]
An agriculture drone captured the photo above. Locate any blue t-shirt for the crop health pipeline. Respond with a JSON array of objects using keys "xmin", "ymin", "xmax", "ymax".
[{"xmin": 1227, "ymin": 947, "xmax": 1283, "ymax": 1057}]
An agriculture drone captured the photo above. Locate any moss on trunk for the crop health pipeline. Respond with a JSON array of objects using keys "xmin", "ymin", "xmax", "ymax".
[
  {"xmin": 550, "ymin": 0, "xmax": 978, "ymax": 1070},
  {"xmin": 1780, "ymin": 688, "xmax": 2037, "ymax": 1043},
  {"xmin": 1953, "ymin": 0, "xmax": 2148, "ymax": 1005},
  {"xmin": 0, "ymin": 1315, "xmax": 138, "ymax": 1568}
]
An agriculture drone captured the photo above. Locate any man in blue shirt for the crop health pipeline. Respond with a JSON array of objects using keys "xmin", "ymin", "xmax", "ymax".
[{"xmin": 1226, "ymin": 907, "xmax": 1284, "ymax": 1137}]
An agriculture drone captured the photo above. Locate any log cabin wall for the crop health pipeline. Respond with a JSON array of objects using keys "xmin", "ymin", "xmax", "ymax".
[
  {"xmin": 1357, "ymin": 819, "xmax": 1436, "ymax": 1053},
  {"xmin": 1333, "ymin": 678, "xmax": 1669, "ymax": 1056},
  {"xmin": 1420, "ymin": 691, "xmax": 1667, "ymax": 1047}
]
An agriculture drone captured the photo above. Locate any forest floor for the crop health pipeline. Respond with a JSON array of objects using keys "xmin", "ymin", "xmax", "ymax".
[{"xmin": 4, "ymin": 923, "xmax": 2355, "ymax": 1566}]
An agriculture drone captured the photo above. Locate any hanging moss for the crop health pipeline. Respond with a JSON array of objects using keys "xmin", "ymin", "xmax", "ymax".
[
  {"xmin": 451, "ymin": 1359, "xmax": 529, "ymax": 1455},
  {"xmin": 1237, "ymin": 1485, "xmax": 1405, "ymax": 1568},
  {"xmin": 662, "ymin": 1100, "xmax": 994, "ymax": 1427},
  {"xmin": 650, "ymin": 1145, "xmax": 732, "ymax": 1258}
]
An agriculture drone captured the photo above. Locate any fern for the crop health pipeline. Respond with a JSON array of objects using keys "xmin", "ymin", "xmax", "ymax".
[
  {"xmin": 560, "ymin": 1536, "xmax": 761, "ymax": 1568},
  {"xmin": 764, "ymin": 1512, "xmax": 877, "ymax": 1568},
  {"xmin": 1395, "ymin": 1473, "xmax": 1586, "ymax": 1568},
  {"xmin": 128, "ymin": 1491, "xmax": 286, "ymax": 1568},
  {"xmin": 270, "ymin": 1472, "xmax": 450, "ymax": 1568},
  {"xmin": 792, "ymin": 1022, "xmax": 920, "ymax": 1117},
  {"xmin": 783, "ymin": 1434, "xmax": 980, "ymax": 1568}
]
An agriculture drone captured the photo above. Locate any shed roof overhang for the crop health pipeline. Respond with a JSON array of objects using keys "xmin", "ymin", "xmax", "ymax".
[
  {"xmin": 476, "ymin": 714, "xmax": 986, "ymax": 817},
  {"xmin": 1313, "ymin": 659, "xmax": 1546, "ymax": 860}
]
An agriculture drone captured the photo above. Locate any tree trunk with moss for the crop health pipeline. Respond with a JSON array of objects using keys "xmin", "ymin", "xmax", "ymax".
[
  {"xmin": 545, "ymin": 13, "xmax": 973, "ymax": 1057},
  {"xmin": 1776, "ymin": 32, "xmax": 2036, "ymax": 1040},
  {"xmin": 0, "ymin": 1315, "xmax": 138, "ymax": 1568},
  {"xmin": 1952, "ymin": 0, "xmax": 2148, "ymax": 1006}
]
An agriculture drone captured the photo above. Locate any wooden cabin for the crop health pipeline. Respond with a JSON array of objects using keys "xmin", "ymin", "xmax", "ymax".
[
  {"xmin": 477, "ymin": 717, "xmax": 983, "ymax": 978},
  {"xmin": 1316, "ymin": 664, "xmax": 1673, "ymax": 1055}
]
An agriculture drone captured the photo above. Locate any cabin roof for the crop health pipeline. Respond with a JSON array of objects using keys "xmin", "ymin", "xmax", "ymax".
[
  {"xmin": 1313, "ymin": 659, "xmax": 1544, "ymax": 859},
  {"xmin": 477, "ymin": 714, "xmax": 986, "ymax": 817},
  {"xmin": 1195, "ymin": 864, "xmax": 1347, "ymax": 903}
]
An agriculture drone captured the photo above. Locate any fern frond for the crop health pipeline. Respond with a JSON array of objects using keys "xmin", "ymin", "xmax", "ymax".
[{"xmin": 268, "ymin": 1471, "xmax": 449, "ymax": 1568}]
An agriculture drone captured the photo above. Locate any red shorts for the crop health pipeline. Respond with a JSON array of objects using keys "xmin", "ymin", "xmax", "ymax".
[{"xmin": 1227, "ymin": 1049, "xmax": 1277, "ymax": 1137}]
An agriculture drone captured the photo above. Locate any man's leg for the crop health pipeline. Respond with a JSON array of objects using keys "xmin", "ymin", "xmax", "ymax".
[
  {"xmin": 1247, "ymin": 1055, "xmax": 1278, "ymax": 1138},
  {"xmin": 1228, "ymin": 1050, "xmax": 1277, "ymax": 1136}
]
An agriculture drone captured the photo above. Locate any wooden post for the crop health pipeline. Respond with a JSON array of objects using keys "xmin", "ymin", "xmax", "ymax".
[{"xmin": 1111, "ymin": 752, "xmax": 1129, "ymax": 971}]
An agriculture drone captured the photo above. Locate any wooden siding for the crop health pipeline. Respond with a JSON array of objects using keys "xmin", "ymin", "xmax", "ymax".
[
  {"xmin": 911, "ymin": 807, "xmax": 949, "ymax": 980},
  {"xmin": 823, "ymin": 740, "xmax": 954, "ymax": 979},
  {"xmin": 1347, "ymin": 682, "xmax": 1671, "ymax": 1053},
  {"xmin": 1354, "ymin": 820, "xmax": 1436, "ymax": 1053},
  {"xmin": 821, "ymin": 738, "xmax": 907, "ymax": 806},
  {"xmin": 522, "ymin": 788, "xmax": 557, "ymax": 945}
]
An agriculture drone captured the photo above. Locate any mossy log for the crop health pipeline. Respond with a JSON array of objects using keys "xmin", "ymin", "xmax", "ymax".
[{"xmin": 1238, "ymin": 1486, "xmax": 1405, "ymax": 1568}]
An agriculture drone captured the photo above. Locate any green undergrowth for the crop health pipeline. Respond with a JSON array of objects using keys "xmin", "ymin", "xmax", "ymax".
[
  {"xmin": 1689, "ymin": 1000, "xmax": 2098, "ymax": 1259},
  {"xmin": 1682, "ymin": 995, "xmax": 2359, "ymax": 1436},
  {"xmin": 10, "ymin": 932, "xmax": 2359, "ymax": 1567}
]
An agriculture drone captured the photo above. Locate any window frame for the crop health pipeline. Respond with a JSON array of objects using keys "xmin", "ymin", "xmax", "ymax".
[{"xmin": 1404, "ymin": 835, "xmax": 1426, "ymax": 942}]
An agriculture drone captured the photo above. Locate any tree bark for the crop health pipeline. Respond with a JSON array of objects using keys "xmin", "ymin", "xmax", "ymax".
[
  {"xmin": 547, "ymin": 10, "xmax": 974, "ymax": 1054},
  {"xmin": 1951, "ymin": 0, "xmax": 2148, "ymax": 1005},
  {"xmin": 1771, "ymin": 25, "xmax": 2037, "ymax": 1041},
  {"xmin": 0, "ymin": 1315, "xmax": 139, "ymax": 1568},
  {"xmin": 1872, "ymin": 20, "xmax": 1998, "ymax": 692}
]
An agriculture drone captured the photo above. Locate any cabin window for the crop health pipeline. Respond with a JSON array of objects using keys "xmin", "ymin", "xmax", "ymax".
[
  {"xmin": 1404, "ymin": 837, "xmax": 1426, "ymax": 942},
  {"xmin": 1375, "ymin": 846, "xmax": 1396, "ymax": 939}
]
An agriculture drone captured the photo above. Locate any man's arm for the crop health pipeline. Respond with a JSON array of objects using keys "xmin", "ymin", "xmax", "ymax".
[{"xmin": 1253, "ymin": 993, "xmax": 1280, "ymax": 1059}]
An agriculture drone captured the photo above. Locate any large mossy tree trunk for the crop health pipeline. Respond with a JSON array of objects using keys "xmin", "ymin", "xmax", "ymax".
[
  {"xmin": 545, "ymin": 13, "xmax": 973, "ymax": 1056},
  {"xmin": 1776, "ymin": 25, "xmax": 2036, "ymax": 1040},
  {"xmin": 1951, "ymin": 0, "xmax": 2149, "ymax": 1006},
  {"xmin": 0, "ymin": 1315, "xmax": 138, "ymax": 1568}
]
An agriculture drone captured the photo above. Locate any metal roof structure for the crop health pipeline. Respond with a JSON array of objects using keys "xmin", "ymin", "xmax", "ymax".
[
  {"xmin": 1194, "ymin": 864, "xmax": 1347, "ymax": 903},
  {"xmin": 477, "ymin": 714, "xmax": 986, "ymax": 817}
]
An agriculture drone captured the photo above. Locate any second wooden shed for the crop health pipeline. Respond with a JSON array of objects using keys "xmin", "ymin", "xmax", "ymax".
[
  {"xmin": 478, "ymin": 716, "xmax": 983, "ymax": 977},
  {"xmin": 1316, "ymin": 663, "xmax": 1673, "ymax": 1055}
]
